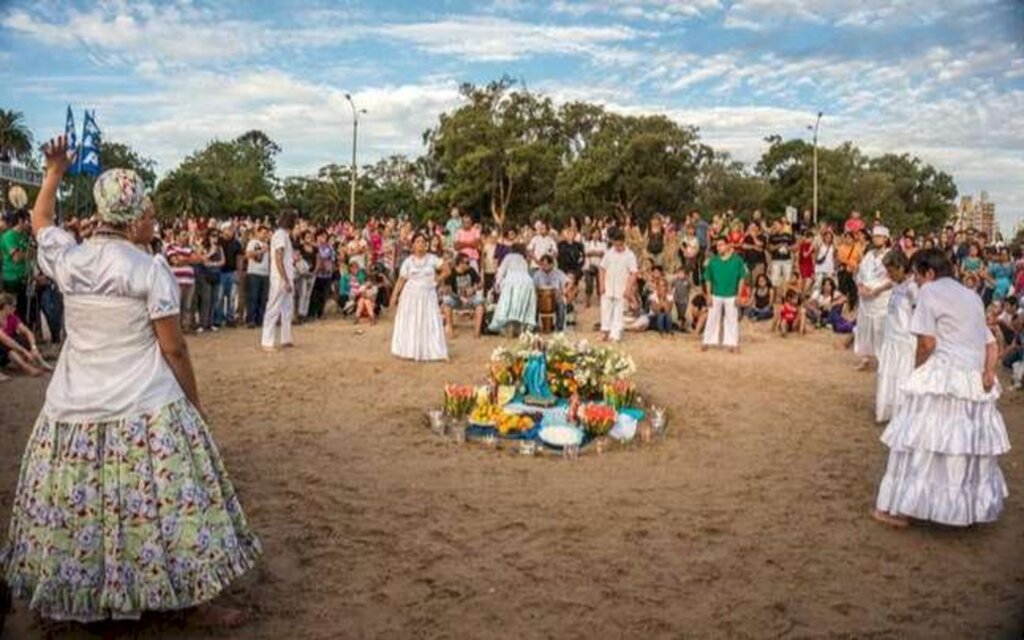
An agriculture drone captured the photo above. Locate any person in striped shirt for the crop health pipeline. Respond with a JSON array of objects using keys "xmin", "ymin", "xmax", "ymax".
[{"xmin": 165, "ymin": 230, "xmax": 200, "ymax": 331}]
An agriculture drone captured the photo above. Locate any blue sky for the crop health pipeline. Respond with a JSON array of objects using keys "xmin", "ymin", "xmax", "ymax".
[{"xmin": 1, "ymin": 0, "xmax": 1022, "ymax": 231}]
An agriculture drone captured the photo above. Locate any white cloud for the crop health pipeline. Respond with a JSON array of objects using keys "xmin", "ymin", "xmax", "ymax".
[
  {"xmin": 550, "ymin": 0, "xmax": 722, "ymax": 22},
  {"xmin": 1, "ymin": 3, "xmax": 262, "ymax": 64},
  {"xmin": 379, "ymin": 16, "xmax": 639, "ymax": 61},
  {"xmin": 724, "ymin": 0, "xmax": 992, "ymax": 30}
]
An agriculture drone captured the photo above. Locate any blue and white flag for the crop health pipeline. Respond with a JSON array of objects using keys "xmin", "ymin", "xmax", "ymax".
[
  {"xmin": 78, "ymin": 110, "xmax": 101, "ymax": 177},
  {"xmin": 64, "ymin": 105, "xmax": 80, "ymax": 176}
]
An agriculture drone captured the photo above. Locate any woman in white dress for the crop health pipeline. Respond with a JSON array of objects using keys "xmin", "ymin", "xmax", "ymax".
[
  {"xmin": 488, "ymin": 244, "xmax": 537, "ymax": 335},
  {"xmin": 854, "ymin": 226, "xmax": 893, "ymax": 370},
  {"xmin": 2, "ymin": 137, "xmax": 260, "ymax": 624},
  {"xmin": 873, "ymin": 249, "xmax": 1010, "ymax": 528},
  {"xmin": 875, "ymin": 250, "xmax": 918, "ymax": 423},
  {"xmin": 390, "ymin": 233, "xmax": 449, "ymax": 361}
]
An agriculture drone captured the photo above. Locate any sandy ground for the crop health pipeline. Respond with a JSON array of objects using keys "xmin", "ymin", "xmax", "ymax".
[{"xmin": 2, "ymin": 307, "xmax": 1023, "ymax": 640}]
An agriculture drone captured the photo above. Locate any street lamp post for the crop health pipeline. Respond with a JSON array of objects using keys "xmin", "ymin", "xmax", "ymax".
[
  {"xmin": 809, "ymin": 112, "xmax": 823, "ymax": 224},
  {"xmin": 344, "ymin": 93, "xmax": 367, "ymax": 224}
]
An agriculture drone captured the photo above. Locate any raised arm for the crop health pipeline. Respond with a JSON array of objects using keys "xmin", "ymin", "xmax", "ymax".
[{"xmin": 32, "ymin": 135, "xmax": 76, "ymax": 236}]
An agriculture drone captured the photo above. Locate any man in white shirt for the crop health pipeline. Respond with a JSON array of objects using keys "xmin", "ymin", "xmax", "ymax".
[
  {"xmin": 526, "ymin": 221, "xmax": 557, "ymax": 270},
  {"xmin": 261, "ymin": 211, "xmax": 297, "ymax": 350},
  {"xmin": 599, "ymin": 226, "xmax": 638, "ymax": 342},
  {"xmin": 245, "ymin": 225, "xmax": 271, "ymax": 328}
]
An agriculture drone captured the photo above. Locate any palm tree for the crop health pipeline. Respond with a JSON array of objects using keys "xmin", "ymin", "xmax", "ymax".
[
  {"xmin": 154, "ymin": 169, "xmax": 217, "ymax": 219},
  {"xmin": 0, "ymin": 109, "xmax": 34, "ymax": 164},
  {"xmin": 312, "ymin": 164, "xmax": 350, "ymax": 222}
]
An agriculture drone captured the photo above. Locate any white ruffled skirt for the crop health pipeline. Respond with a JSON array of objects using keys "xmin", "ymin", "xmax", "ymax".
[
  {"xmin": 391, "ymin": 281, "xmax": 448, "ymax": 362},
  {"xmin": 875, "ymin": 338, "xmax": 915, "ymax": 423},
  {"xmin": 875, "ymin": 356, "xmax": 1010, "ymax": 526}
]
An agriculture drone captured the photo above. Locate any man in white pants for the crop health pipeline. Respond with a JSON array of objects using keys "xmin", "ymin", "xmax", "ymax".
[
  {"xmin": 261, "ymin": 211, "xmax": 297, "ymax": 350},
  {"xmin": 702, "ymin": 236, "xmax": 749, "ymax": 353},
  {"xmin": 599, "ymin": 226, "xmax": 638, "ymax": 343}
]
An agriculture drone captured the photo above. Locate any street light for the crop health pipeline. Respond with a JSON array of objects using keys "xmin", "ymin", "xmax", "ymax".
[
  {"xmin": 344, "ymin": 93, "xmax": 367, "ymax": 224},
  {"xmin": 808, "ymin": 111, "xmax": 823, "ymax": 224}
]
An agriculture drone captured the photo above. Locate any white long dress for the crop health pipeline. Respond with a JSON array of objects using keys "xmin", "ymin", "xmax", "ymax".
[
  {"xmin": 875, "ymin": 277, "xmax": 1010, "ymax": 526},
  {"xmin": 2, "ymin": 228, "xmax": 260, "ymax": 622},
  {"xmin": 854, "ymin": 249, "xmax": 891, "ymax": 357},
  {"xmin": 875, "ymin": 279, "xmax": 918, "ymax": 423},
  {"xmin": 391, "ymin": 253, "xmax": 448, "ymax": 361}
]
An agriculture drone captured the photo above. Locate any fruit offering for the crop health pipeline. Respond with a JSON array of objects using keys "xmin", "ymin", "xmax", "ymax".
[
  {"xmin": 470, "ymin": 401, "xmax": 503, "ymax": 426},
  {"xmin": 497, "ymin": 413, "xmax": 534, "ymax": 436}
]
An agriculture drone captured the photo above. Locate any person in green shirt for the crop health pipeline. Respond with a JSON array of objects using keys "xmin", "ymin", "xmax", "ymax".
[
  {"xmin": 1, "ymin": 211, "xmax": 32, "ymax": 321},
  {"xmin": 702, "ymin": 236, "xmax": 749, "ymax": 353}
]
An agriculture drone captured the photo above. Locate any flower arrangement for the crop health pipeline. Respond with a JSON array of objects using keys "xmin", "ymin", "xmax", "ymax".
[
  {"xmin": 603, "ymin": 379, "xmax": 637, "ymax": 409},
  {"xmin": 443, "ymin": 384, "xmax": 478, "ymax": 418},
  {"xmin": 489, "ymin": 346, "xmax": 525, "ymax": 385},
  {"xmin": 485, "ymin": 332, "xmax": 636, "ymax": 400},
  {"xmin": 578, "ymin": 403, "xmax": 617, "ymax": 436}
]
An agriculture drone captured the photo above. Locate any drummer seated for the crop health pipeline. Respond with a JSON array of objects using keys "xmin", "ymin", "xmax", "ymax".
[
  {"xmin": 442, "ymin": 255, "xmax": 485, "ymax": 338},
  {"xmin": 533, "ymin": 256, "xmax": 568, "ymax": 331}
]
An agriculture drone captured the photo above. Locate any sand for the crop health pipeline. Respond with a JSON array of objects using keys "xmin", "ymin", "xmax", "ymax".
[{"xmin": 2, "ymin": 307, "xmax": 1023, "ymax": 639}]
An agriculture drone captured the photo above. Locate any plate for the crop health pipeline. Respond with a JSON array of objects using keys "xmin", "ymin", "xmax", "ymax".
[{"xmin": 538, "ymin": 424, "xmax": 584, "ymax": 448}]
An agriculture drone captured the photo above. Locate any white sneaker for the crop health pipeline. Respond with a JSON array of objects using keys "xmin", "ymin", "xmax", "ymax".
[
  {"xmin": 196, "ymin": 327, "xmax": 205, "ymax": 334},
  {"xmin": 1012, "ymin": 362, "xmax": 1024, "ymax": 390}
]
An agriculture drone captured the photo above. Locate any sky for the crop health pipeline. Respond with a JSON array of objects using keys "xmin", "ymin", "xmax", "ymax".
[{"xmin": 1, "ymin": 0, "xmax": 1022, "ymax": 231}]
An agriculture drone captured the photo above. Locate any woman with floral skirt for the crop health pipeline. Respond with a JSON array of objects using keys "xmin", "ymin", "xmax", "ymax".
[{"xmin": 1, "ymin": 136, "xmax": 261, "ymax": 625}]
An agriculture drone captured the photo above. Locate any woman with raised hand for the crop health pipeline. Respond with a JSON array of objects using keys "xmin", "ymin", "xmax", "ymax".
[{"xmin": 1, "ymin": 135, "xmax": 261, "ymax": 626}]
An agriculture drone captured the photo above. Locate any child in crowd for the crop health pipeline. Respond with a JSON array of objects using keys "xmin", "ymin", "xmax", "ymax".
[
  {"xmin": 0, "ymin": 293, "xmax": 50, "ymax": 378},
  {"xmin": 647, "ymin": 266, "xmax": 674, "ymax": 335},
  {"xmin": 338, "ymin": 261, "xmax": 366, "ymax": 316},
  {"xmin": 689, "ymin": 291, "xmax": 709, "ymax": 334},
  {"xmin": 875, "ymin": 250, "xmax": 918, "ymax": 423},
  {"xmin": 747, "ymin": 273, "xmax": 774, "ymax": 321},
  {"xmin": 775, "ymin": 289, "xmax": 806, "ymax": 337},
  {"xmin": 671, "ymin": 265, "xmax": 691, "ymax": 332},
  {"xmin": 354, "ymin": 274, "xmax": 381, "ymax": 325}
]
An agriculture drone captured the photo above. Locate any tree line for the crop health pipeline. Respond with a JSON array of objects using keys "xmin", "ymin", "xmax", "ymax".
[{"xmin": 2, "ymin": 78, "xmax": 961, "ymax": 231}]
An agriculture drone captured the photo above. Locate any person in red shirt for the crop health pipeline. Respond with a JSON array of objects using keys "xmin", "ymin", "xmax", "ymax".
[
  {"xmin": 797, "ymin": 229, "xmax": 816, "ymax": 293},
  {"xmin": 775, "ymin": 289, "xmax": 806, "ymax": 336},
  {"xmin": 0, "ymin": 292, "xmax": 49, "ymax": 377},
  {"xmin": 844, "ymin": 210, "xmax": 866, "ymax": 235}
]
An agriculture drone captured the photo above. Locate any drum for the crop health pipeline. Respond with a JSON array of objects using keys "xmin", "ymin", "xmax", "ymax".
[
  {"xmin": 539, "ymin": 314, "xmax": 555, "ymax": 333},
  {"xmin": 537, "ymin": 287, "xmax": 557, "ymax": 315}
]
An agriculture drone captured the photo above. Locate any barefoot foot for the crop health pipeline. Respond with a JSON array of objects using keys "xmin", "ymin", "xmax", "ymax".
[{"xmin": 871, "ymin": 509, "xmax": 909, "ymax": 529}]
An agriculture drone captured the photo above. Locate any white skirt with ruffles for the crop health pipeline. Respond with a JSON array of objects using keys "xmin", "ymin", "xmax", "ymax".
[
  {"xmin": 875, "ymin": 338, "xmax": 916, "ymax": 423},
  {"xmin": 875, "ymin": 356, "xmax": 1010, "ymax": 526}
]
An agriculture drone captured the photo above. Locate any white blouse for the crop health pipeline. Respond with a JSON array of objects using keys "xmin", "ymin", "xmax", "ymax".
[{"xmin": 36, "ymin": 226, "xmax": 184, "ymax": 422}]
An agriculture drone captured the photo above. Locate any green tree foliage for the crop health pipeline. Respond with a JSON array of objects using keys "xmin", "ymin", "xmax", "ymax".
[
  {"xmin": 116, "ymin": 79, "xmax": 965, "ymax": 233},
  {"xmin": 155, "ymin": 130, "xmax": 280, "ymax": 218},
  {"xmin": 757, "ymin": 136, "xmax": 957, "ymax": 230},
  {"xmin": 0, "ymin": 109, "xmax": 34, "ymax": 164},
  {"xmin": 153, "ymin": 169, "xmax": 217, "ymax": 220},
  {"xmin": 423, "ymin": 77, "xmax": 562, "ymax": 227},
  {"xmin": 555, "ymin": 108, "xmax": 709, "ymax": 223}
]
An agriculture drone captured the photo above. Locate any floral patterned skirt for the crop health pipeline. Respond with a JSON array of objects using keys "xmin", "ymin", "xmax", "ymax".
[{"xmin": 1, "ymin": 398, "xmax": 262, "ymax": 622}]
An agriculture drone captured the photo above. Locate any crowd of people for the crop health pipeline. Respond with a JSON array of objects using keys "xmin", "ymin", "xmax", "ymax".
[{"xmin": 2, "ymin": 199, "xmax": 1024, "ymax": 377}]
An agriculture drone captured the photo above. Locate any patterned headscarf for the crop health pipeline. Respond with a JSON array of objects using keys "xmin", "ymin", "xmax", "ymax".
[{"xmin": 93, "ymin": 168, "xmax": 147, "ymax": 224}]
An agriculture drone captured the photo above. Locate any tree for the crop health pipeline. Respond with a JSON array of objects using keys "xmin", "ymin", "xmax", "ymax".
[
  {"xmin": 174, "ymin": 134, "xmax": 279, "ymax": 216},
  {"xmin": 424, "ymin": 77, "xmax": 562, "ymax": 227},
  {"xmin": 311, "ymin": 164, "xmax": 350, "ymax": 223},
  {"xmin": 555, "ymin": 112, "xmax": 707, "ymax": 221},
  {"xmin": 696, "ymin": 151, "xmax": 769, "ymax": 214},
  {"xmin": 0, "ymin": 109, "xmax": 33, "ymax": 164},
  {"xmin": 867, "ymin": 153, "xmax": 957, "ymax": 231},
  {"xmin": 154, "ymin": 169, "xmax": 217, "ymax": 220}
]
